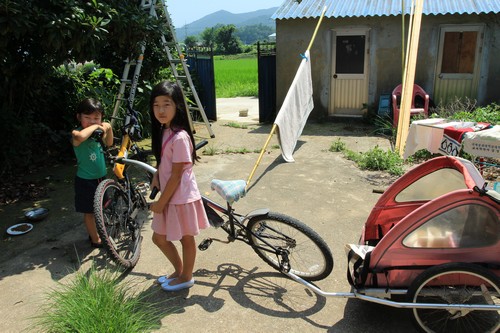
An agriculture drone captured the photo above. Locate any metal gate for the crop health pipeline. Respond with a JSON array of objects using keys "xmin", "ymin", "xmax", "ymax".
[
  {"xmin": 257, "ymin": 42, "xmax": 276, "ymax": 123},
  {"xmin": 186, "ymin": 47, "xmax": 217, "ymax": 121}
]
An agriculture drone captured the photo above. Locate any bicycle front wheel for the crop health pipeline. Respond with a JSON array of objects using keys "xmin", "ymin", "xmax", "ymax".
[
  {"xmin": 247, "ymin": 212, "xmax": 334, "ymax": 281},
  {"xmin": 94, "ymin": 179, "xmax": 141, "ymax": 268}
]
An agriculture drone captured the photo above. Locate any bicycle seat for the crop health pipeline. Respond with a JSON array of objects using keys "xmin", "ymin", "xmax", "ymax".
[{"xmin": 211, "ymin": 179, "xmax": 246, "ymax": 204}]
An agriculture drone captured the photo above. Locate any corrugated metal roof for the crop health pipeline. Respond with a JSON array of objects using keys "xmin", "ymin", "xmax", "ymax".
[{"xmin": 272, "ymin": 0, "xmax": 500, "ymax": 20}]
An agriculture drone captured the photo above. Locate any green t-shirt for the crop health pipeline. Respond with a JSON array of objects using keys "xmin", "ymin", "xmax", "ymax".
[{"xmin": 73, "ymin": 136, "xmax": 107, "ymax": 179}]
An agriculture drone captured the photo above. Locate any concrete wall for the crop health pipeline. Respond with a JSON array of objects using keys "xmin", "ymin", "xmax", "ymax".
[{"xmin": 275, "ymin": 13, "xmax": 500, "ymax": 119}]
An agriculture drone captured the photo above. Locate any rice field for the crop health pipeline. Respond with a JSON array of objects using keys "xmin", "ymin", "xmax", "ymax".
[{"xmin": 214, "ymin": 56, "xmax": 258, "ymax": 98}]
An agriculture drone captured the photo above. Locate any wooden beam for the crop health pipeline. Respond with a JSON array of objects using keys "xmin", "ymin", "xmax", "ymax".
[{"xmin": 395, "ymin": 0, "xmax": 424, "ymax": 156}]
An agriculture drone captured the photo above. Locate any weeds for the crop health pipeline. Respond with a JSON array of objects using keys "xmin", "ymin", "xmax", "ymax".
[
  {"xmin": 223, "ymin": 121, "xmax": 249, "ymax": 129},
  {"xmin": 224, "ymin": 147, "xmax": 252, "ymax": 154},
  {"xmin": 329, "ymin": 139, "xmax": 347, "ymax": 152},
  {"xmin": 356, "ymin": 146, "xmax": 405, "ymax": 175},
  {"xmin": 202, "ymin": 145, "xmax": 218, "ymax": 156},
  {"xmin": 201, "ymin": 144, "xmax": 257, "ymax": 155},
  {"xmin": 372, "ymin": 115, "xmax": 395, "ymax": 137},
  {"xmin": 34, "ymin": 266, "xmax": 163, "ymax": 333},
  {"xmin": 433, "ymin": 98, "xmax": 500, "ymax": 124},
  {"xmin": 329, "ymin": 139, "xmax": 405, "ymax": 176}
]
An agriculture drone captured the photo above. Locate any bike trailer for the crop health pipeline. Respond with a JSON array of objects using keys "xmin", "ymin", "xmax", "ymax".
[{"xmin": 347, "ymin": 156, "xmax": 499, "ymax": 289}]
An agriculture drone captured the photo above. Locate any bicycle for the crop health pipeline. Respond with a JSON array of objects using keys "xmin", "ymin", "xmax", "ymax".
[
  {"xmin": 93, "ymin": 102, "xmax": 155, "ymax": 268},
  {"xmin": 93, "ymin": 108, "xmax": 334, "ymax": 280},
  {"xmin": 145, "ymin": 139, "xmax": 334, "ymax": 281},
  {"xmin": 198, "ymin": 167, "xmax": 334, "ymax": 282}
]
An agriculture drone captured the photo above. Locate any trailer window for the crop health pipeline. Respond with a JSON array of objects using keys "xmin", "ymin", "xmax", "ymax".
[
  {"xmin": 396, "ymin": 168, "xmax": 467, "ymax": 202},
  {"xmin": 403, "ymin": 204, "xmax": 499, "ymax": 248}
]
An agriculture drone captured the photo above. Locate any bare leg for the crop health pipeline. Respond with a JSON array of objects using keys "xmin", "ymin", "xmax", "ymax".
[
  {"xmin": 84, "ymin": 213, "xmax": 101, "ymax": 244},
  {"xmin": 170, "ymin": 235, "xmax": 196, "ymax": 285},
  {"xmin": 152, "ymin": 232, "xmax": 183, "ymax": 278}
]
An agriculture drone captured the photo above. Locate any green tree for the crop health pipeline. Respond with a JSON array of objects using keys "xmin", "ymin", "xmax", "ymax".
[
  {"xmin": 215, "ymin": 24, "xmax": 243, "ymax": 55},
  {"xmin": 0, "ymin": 0, "xmax": 167, "ymax": 175},
  {"xmin": 236, "ymin": 24, "xmax": 275, "ymax": 44},
  {"xmin": 200, "ymin": 26, "xmax": 220, "ymax": 48},
  {"xmin": 184, "ymin": 35, "xmax": 198, "ymax": 48}
]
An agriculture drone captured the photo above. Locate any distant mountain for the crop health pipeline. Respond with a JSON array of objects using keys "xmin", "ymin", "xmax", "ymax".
[{"xmin": 175, "ymin": 7, "xmax": 278, "ymax": 41}]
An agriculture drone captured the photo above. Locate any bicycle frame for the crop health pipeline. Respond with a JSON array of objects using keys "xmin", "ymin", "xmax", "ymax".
[
  {"xmin": 201, "ymin": 196, "xmax": 296, "ymax": 270},
  {"xmin": 113, "ymin": 134, "xmax": 132, "ymax": 179},
  {"xmin": 95, "ymin": 103, "xmax": 154, "ymax": 227}
]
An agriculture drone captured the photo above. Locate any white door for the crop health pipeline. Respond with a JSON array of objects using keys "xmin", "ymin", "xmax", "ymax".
[
  {"xmin": 329, "ymin": 28, "xmax": 370, "ymax": 116},
  {"xmin": 434, "ymin": 25, "xmax": 484, "ymax": 106}
]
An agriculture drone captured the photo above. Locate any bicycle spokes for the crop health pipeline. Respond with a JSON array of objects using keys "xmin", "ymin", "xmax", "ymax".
[{"xmin": 253, "ymin": 221, "xmax": 297, "ymax": 249}]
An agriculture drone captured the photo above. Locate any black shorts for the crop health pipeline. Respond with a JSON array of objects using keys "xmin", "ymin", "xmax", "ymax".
[{"xmin": 74, "ymin": 176, "xmax": 104, "ymax": 214}]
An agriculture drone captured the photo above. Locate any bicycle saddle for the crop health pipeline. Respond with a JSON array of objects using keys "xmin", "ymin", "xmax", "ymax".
[{"xmin": 211, "ymin": 179, "xmax": 246, "ymax": 204}]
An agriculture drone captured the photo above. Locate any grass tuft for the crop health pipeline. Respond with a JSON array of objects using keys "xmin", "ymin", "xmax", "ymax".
[
  {"xmin": 329, "ymin": 140, "xmax": 405, "ymax": 176},
  {"xmin": 34, "ymin": 265, "xmax": 163, "ymax": 333},
  {"xmin": 223, "ymin": 121, "xmax": 249, "ymax": 129}
]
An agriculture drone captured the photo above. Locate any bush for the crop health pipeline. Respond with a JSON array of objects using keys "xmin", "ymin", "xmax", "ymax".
[{"xmin": 357, "ymin": 146, "xmax": 405, "ymax": 175}]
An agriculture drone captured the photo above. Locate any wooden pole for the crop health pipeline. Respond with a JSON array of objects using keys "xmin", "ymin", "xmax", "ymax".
[
  {"xmin": 401, "ymin": 0, "xmax": 405, "ymax": 83},
  {"xmin": 306, "ymin": 6, "xmax": 328, "ymax": 52},
  {"xmin": 395, "ymin": 0, "xmax": 414, "ymax": 151},
  {"xmin": 395, "ymin": 0, "xmax": 423, "ymax": 156},
  {"xmin": 245, "ymin": 6, "xmax": 328, "ymax": 189}
]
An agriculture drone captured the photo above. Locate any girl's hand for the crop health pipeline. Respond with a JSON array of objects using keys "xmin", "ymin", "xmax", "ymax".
[{"xmin": 149, "ymin": 201, "xmax": 164, "ymax": 214}]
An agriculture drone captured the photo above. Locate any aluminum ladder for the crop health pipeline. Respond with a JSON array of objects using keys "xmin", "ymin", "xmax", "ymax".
[{"xmin": 112, "ymin": 0, "xmax": 215, "ymax": 138}]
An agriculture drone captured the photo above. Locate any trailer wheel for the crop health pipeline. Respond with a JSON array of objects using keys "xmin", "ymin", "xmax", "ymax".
[{"xmin": 407, "ymin": 263, "xmax": 500, "ymax": 333}]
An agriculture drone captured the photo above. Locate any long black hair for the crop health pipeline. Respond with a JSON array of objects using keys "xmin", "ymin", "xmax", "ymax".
[{"xmin": 149, "ymin": 81, "xmax": 198, "ymax": 166}]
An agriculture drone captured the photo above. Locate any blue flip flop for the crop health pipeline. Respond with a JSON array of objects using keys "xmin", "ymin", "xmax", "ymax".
[
  {"xmin": 161, "ymin": 278, "xmax": 195, "ymax": 292},
  {"xmin": 156, "ymin": 275, "xmax": 176, "ymax": 285}
]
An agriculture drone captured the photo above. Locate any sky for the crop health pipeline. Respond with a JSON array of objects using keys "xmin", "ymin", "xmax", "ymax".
[{"xmin": 166, "ymin": 0, "xmax": 284, "ymax": 27}]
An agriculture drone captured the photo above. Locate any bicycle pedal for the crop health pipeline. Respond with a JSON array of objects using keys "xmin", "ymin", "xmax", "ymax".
[{"xmin": 198, "ymin": 238, "xmax": 213, "ymax": 251}]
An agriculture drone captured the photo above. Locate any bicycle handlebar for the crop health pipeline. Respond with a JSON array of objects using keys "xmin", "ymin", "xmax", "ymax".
[{"xmin": 195, "ymin": 140, "xmax": 209, "ymax": 151}]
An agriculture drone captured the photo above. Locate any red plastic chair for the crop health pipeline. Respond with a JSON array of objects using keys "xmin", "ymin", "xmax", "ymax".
[{"xmin": 392, "ymin": 84, "xmax": 429, "ymax": 127}]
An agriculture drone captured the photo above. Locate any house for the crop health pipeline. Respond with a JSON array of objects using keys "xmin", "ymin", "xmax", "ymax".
[{"xmin": 271, "ymin": 0, "xmax": 500, "ymax": 118}]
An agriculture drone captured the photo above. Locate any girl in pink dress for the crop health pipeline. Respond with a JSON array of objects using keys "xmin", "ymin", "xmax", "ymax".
[{"xmin": 149, "ymin": 81, "xmax": 209, "ymax": 292}]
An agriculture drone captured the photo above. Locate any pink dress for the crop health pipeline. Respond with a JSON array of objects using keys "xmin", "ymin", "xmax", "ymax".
[{"xmin": 151, "ymin": 128, "xmax": 209, "ymax": 241}]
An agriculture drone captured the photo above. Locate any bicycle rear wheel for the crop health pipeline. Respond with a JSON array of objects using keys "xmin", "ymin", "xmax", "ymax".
[
  {"xmin": 247, "ymin": 212, "xmax": 334, "ymax": 281},
  {"xmin": 94, "ymin": 179, "xmax": 142, "ymax": 268}
]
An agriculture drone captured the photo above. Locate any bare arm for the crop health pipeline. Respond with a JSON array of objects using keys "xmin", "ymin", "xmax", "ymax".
[
  {"xmin": 71, "ymin": 122, "xmax": 113, "ymax": 147},
  {"xmin": 72, "ymin": 124, "xmax": 102, "ymax": 146},
  {"xmin": 101, "ymin": 122, "xmax": 114, "ymax": 147}
]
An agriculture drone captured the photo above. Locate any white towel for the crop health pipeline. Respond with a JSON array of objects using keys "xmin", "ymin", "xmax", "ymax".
[{"xmin": 274, "ymin": 50, "xmax": 314, "ymax": 162}]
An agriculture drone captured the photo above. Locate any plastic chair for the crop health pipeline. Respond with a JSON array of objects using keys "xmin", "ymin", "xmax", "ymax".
[{"xmin": 392, "ymin": 84, "xmax": 429, "ymax": 127}]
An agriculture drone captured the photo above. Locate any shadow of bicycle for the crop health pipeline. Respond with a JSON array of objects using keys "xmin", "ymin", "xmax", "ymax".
[{"xmin": 140, "ymin": 263, "xmax": 327, "ymax": 320}]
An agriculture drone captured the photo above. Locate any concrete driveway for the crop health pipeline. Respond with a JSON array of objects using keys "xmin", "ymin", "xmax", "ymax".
[{"xmin": 0, "ymin": 98, "xmax": 417, "ymax": 332}]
